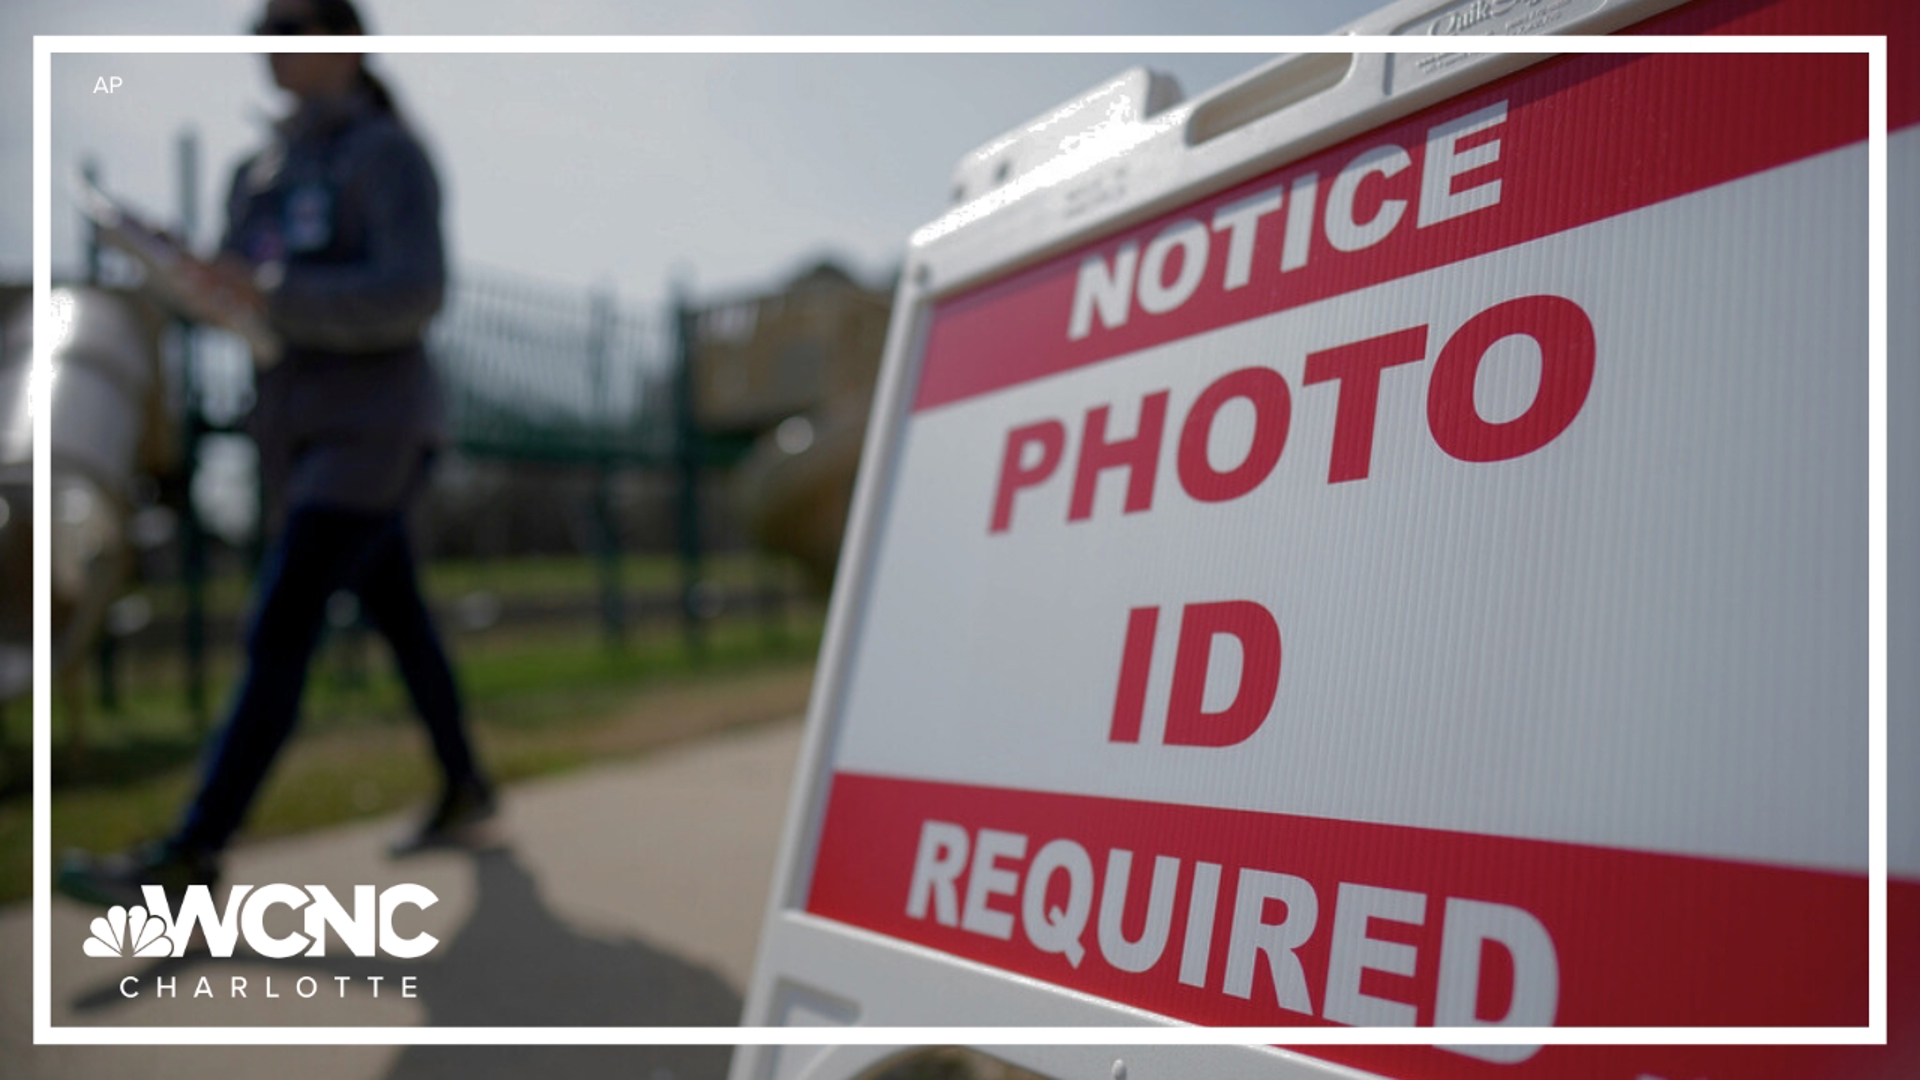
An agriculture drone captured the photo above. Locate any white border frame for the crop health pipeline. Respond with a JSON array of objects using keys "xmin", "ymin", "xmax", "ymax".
[{"xmin": 32, "ymin": 33, "xmax": 1887, "ymax": 1049}]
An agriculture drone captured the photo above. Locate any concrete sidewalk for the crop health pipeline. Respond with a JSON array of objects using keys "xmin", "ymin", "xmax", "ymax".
[{"xmin": 1, "ymin": 714, "xmax": 807, "ymax": 1080}]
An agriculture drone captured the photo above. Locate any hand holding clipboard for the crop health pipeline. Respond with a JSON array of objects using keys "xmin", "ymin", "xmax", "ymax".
[{"xmin": 72, "ymin": 172, "xmax": 283, "ymax": 369}]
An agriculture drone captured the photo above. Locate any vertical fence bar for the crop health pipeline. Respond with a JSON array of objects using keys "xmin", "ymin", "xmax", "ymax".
[
  {"xmin": 673, "ymin": 290, "xmax": 705, "ymax": 657},
  {"xmin": 82, "ymin": 158, "xmax": 102, "ymax": 284},
  {"xmin": 77, "ymin": 158, "xmax": 120, "ymax": 719},
  {"xmin": 176, "ymin": 128, "xmax": 209, "ymax": 732},
  {"xmin": 758, "ymin": 553, "xmax": 786, "ymax": 647},
  {"xmin": 588, "ymin": 285, "xmax": 624, "ymax": 646}
]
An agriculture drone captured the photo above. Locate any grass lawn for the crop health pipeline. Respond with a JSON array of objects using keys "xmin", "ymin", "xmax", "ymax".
[
  {"xmin": 0, "ymin": 606, "xmax": 823, "ymax": 907},
  {"xmin": 137, "ymin": 551, "xmax": 805, "ymax": 621}
]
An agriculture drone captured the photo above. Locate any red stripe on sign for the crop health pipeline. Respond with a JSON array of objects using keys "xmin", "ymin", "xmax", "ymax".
[
  {"xmin": 912, "ymin": 47, "xmax": 1864, "ymax": 413},
  {"xmin": 806, "ymin": 772, "xmax": 1866, "ymax": 1030},
  {"xmin": 1309, "ymin": 878, "xmax": 1919, "ymax": 1079},
  {"xmin": 1628, "ymin": 0, "xmax": 1919, "ymax": 132}
]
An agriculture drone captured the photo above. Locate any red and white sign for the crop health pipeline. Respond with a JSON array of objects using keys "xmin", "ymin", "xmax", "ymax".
[{"xmin": 744, "ymin": 0, "xmax": 1917, "ymax": 1077}]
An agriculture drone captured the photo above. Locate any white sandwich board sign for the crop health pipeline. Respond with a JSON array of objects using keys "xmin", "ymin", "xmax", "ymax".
[{"xmin": 737, "ymin": 0, "xmax": 1912, "ymax": 1076}]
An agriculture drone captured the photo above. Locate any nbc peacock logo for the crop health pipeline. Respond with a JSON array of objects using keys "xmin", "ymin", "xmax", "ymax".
[{"xmin": 84, "ymin": 904, "xmax": 174, "ymax": 958}]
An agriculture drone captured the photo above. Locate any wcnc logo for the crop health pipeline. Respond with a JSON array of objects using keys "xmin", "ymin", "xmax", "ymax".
[{"xmin": 82, "ymin": 884, "xmax": 441, "ymax": 959}]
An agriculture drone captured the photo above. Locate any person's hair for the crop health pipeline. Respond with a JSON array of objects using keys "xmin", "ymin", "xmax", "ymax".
[
  {"xmin": 356, "ymin": 65, "xmax": 398, "ymax": 115},
  {"xmin": 281, "ymin": 0, "xmax": 399, "ymax": 114}
]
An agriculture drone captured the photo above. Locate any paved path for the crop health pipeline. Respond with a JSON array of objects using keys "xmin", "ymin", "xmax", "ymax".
[{"xmin": 0, "ymin": 715, "xmax": 807, "ymax": 1080}]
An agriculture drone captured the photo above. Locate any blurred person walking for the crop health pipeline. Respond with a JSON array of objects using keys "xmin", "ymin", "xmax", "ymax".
[{"xmin": 61, "ymin": 0, "xmax": 493, "ymax": 908}]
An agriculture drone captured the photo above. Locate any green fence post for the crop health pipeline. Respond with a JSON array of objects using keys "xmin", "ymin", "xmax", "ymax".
[
  {"xmin": 758, "ymin": 554, "xmax": 786, "ymax": 648},
  {"xmin": 588, "ymin": 286, "xmax": 625, "ymax": 647},
  {"xmin": 176, "ymin": 129, "xmax": 209, "ymax": 733},
  {"xmin": 82, "ymin": 158, "xmax": 102, "ymax": 282},
  {"xmin": 80, "ymin": 158, "xmax": 120, "ymax": 717},
  {"xmin": 672, "ymin": 290, "xmax": 704, "ymax": 658}
]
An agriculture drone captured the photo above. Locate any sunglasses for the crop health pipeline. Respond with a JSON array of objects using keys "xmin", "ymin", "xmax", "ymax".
[{"xmin": 251, "ymin": 16, "xmax": 327, "ymax": 35}]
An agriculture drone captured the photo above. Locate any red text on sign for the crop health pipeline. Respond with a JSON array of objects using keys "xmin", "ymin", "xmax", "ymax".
[
  {"xmin": 989, "ymin": 294, "xmax": 1596, "ymax": 533},
  {"xmin": 1110, "ymin": 601, "xmax": 1281, "ymax": 748}
]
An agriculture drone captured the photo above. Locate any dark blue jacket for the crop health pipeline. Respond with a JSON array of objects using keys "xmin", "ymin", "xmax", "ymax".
[{"xmin": 222, "ymin": 90, "xmax": 446, "ymax": 523}]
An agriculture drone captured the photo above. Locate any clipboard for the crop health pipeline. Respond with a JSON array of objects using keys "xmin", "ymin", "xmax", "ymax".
[{"xmin": 72, "ymin": 171, "xmax": 282, "ymax": 368}]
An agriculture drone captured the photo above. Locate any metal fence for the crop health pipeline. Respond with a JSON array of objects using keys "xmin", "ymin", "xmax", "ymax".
[
  {"xmin": 158, "ymin": 264, "xmax": 713, "ymax": 726},
  {"xmin": 427, "ymin": 267, "xmax": 706, "ymax": 655},
  {"xmin": 431, "ymin": 268, "xmax": 679, "ymax": 467}
]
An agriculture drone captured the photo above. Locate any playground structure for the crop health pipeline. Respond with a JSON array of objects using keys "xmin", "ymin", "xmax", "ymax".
[{"xmin": 691, "ymin": 261, "xmax": 892, "ymax": 589}]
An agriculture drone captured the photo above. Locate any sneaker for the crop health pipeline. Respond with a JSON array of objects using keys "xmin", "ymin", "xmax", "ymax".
[
  {"xmin": 57, "ymin": 841, "xmax": 219, "ymax": 913},
  {"xmin": 389, "ymin": 777, "xmax": 497, "ymax": 856}
]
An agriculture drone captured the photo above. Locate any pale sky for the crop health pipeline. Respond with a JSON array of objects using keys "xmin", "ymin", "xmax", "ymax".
[{"xmin": 7, "ymin": 0, "xmax": 1381, "ymax": 304}]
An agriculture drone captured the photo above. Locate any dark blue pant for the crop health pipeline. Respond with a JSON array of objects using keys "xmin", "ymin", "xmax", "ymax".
[{"xmin": 174, "ymin": 505, "xmax": 479, "ymax": 856}]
